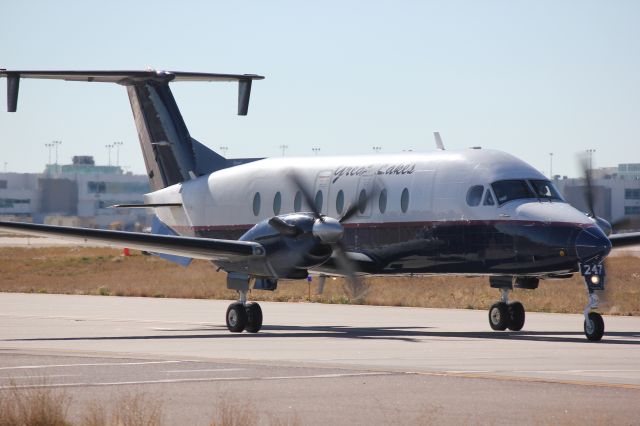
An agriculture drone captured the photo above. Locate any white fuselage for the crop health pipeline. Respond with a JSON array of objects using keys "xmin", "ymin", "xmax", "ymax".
[{"xmin": 148, "ymin": 148, "xmax": 593, "ymax": 234}]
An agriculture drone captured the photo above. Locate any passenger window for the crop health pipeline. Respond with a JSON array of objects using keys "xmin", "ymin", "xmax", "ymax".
[
  {"xmin": 273, "ymin": 192, "xmax": 282, "ymax": 215},
  {"xmin": 401, "ymin": 188, "xmax": 409, "ymax": 213},
  {"xmin": 252, "ymin": 192, "xmax": 261, "ymax": 216},
  {"xmin": 358, "ymin": 189, "xmax": 367, "ymax": 214},
  {"xmin": 294, "ymin": 191, "xmax": 302, "ymax": 212},
  {"xmin": 378, "ymin": 189, "xmax": 387, "ymax": 214},
  {"xmin": 336, "ymin": 190, "xmax": 344, "ymax": 215},
  {"xmin": 466, "ymin": 185, "xmax": 484, "ymax": 207},
  {"xmin": 483, "ymin": 189, "xmax": 495, "ymax": 206}
]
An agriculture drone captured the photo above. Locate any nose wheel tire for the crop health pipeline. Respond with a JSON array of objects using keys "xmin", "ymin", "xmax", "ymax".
[
  {"xmin": 244, "ymin": 302, "xmax": 263, "ymax": 333},
  {"xmin": 226, "ymin": 302, "xmax": 248, "ymax": 332},
  {"xmin": 507, "ymin": 302, "xmax": 525, "ymax": 331},
  {"xmin": 489, "ymin": 302, "xmax": 509, "ymax": 331},
  {"xmin": 584, "ymin": 312, "xmax": 604, "ymax": 341}
]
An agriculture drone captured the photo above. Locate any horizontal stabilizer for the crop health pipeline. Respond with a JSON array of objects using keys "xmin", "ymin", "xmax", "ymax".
[{"xmin": 0, "ymin": 69, "xmax": 264, "ymax": 115}]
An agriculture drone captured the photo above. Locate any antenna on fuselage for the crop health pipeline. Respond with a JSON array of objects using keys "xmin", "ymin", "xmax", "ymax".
[{"xmin": 434, "ymin": 132, "xmax": 445, "ymax": 150}]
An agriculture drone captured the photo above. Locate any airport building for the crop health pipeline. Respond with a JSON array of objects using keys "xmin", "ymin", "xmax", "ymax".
[
  {"xmin": 2, "ymin": 156, "xmax": 639, "ymax": 231},
  {"xmin": 555, "ymin": 163, "xmax": 640, "ymax": 226},
  {"xmin": 0, "ymin": 156, "xmax": 151, "ymax": 229}
]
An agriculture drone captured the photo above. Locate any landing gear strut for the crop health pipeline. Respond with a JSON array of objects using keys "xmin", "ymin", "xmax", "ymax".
[
  {"xmin": 583, "ymin": 289, "xmax": 604, "ymax": 341},
  {"xmin": 488, "ymin": 287, "xmax": 526, "ymax": 332},
  {"xmin": 580, "ymin": 262, "xmax": 606, "ymax": 341},
  {"xmin": 224, "ymin": 274, "xmax": 265, "ymax": 333}
]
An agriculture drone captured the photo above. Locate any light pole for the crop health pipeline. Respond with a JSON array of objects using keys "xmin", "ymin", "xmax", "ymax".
[
  {"xmin": 219, "ymin": 146, "xmax": 229, "ymax": 157},
  {"xmin": 372, "ymin": 146, "xmax": 382, "ymax": 153},
  {"xmin": 52, "ymin": 140, "xmax": 62, "ymax": 165},
  {"xmin": 45, "ymin": 143, "xmax": 54, "ymax": 165},
  {"xmin": 312, "ymin": 147, "xmax": 320, "ymax": 156},
  {"xmin": 279, "ymin": 144, "xmax": 288, "ymax": 157},
  {"xmin": 586, "ymin": 149, "xmax": 596, "ymax": 171},
  {"xmin": 105, "ymin": 144, "xmax": 114, "ymax": 166},
  {"xmin": 113, "ymin": 141, "xmax": 123, "ymax": 166},
  {"xmin": 549, "ymin": 152, "xmax": 553, "ymax": 178}
]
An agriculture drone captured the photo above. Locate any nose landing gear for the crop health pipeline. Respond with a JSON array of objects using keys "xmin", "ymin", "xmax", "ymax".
[{"xmin": 580, "ymin": 262, "xmax": 606, "ymax": 341}]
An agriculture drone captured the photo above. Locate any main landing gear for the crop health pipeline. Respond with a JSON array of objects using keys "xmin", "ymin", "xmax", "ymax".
[
  {"xmin": 488, "ymin": 288, "xmax": 525, "ymax": 331},
  {"xmin": 226, "ymin": 290, "xmax": 263, "ymax": 333}
]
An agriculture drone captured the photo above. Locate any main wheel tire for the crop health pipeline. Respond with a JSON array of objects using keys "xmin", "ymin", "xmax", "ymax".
[
  {"xmin": 584, "ymin": 312, "xmax": 605, "ymax": 341},
  {"xmin": 489, "ymin": 302, "xmax": 509, "ymax": 331},
  {"xmin": 244, "ymin": 302, "xmax": 263, "ymax": 333},
  {"xmin": 507, "ymin": 301, "xmax": 525, "ymax": 331},
  {"xmin": 226, "ymin": 302, "xmax": 248, "ymax": 333}
]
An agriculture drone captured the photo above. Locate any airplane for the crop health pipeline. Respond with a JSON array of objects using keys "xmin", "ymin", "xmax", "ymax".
[{"xmin": 1, "ymin": 69, "xmax": 639, "ymax": 341}]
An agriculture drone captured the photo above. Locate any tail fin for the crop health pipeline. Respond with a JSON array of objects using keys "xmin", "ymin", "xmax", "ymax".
[{"xmin": 1, "ymin": 70, "xmax": 264, "ymax": 190}]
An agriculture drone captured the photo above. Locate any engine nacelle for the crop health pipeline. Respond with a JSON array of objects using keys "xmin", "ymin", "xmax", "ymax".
[{"xmin": 239, "ymin": 213, "xmax": 333, "ymax": 279}]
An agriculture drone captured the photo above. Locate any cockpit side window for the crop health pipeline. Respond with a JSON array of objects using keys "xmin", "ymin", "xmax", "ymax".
[
  {"xmin": 491, "ymin": 180, "xmax": 535, "ymax": 205},
  {"xmin": 466, "ymin": 185, "xmax": 484, "ymax": 207},
  {"xmin": 529, "ymin": 180, "xmax": 563, "ymax": 201},
  {"xmin": 483, "ymin": 189, "xmax": 495, "ymax": 206}
]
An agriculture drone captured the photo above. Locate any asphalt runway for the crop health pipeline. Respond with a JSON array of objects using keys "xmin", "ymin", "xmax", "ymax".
[{"xmin": 1, "ymin": 293, "xmax": 640, "ymax": 424}]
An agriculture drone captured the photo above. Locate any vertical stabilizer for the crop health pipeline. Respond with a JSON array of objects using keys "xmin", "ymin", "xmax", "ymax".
[{"xmin": 127, "ymin": 81, "xmax": 227, "ymax": 190}]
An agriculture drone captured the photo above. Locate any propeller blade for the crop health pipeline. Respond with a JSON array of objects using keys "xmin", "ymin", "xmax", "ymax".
[
  {"xmin": 289, "ymin": 172, "xmax": 323, "ymax": 221},
  {"xmin": 333, "ymin": 240, "xmax": 368, "ymax": 300},
  {"xmin": 579, "ymin": 155, "xmax": 596, "ymax": 217},
  {"xmin": 339, "ymin": 203, "xmax": 360, "ymax": 224},
  {"xmin": 339, "ymin": 187, "xmax": 376, "ymax": 223},
  {"xmin": 268, "ymin": 216, "xmax": 302, "ymax": 237}
]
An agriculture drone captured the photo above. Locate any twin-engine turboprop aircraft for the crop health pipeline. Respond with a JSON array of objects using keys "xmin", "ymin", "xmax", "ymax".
[{"xmin": 1, "ymin": 69, "xmax": 638, "ymax": 341}]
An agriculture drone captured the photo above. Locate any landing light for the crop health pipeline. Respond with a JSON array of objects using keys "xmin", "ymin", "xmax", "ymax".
[{"xmin": 590, "ymin": 275, "xmax": 600, "ymax": 285}]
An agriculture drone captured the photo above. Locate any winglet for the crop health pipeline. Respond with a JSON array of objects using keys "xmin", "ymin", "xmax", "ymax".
[
  {"xmin": 7, "ymin": 73, "xmax": 19, "ymax": 112},
  {"xmin": 434, "ymin": 132, "xmax": 445, "ymax": 150}
]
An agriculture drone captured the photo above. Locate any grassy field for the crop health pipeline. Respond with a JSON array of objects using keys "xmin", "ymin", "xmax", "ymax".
[{"xmin": 0, "ymin": 247, "xmax": 638, "ymax": 315}]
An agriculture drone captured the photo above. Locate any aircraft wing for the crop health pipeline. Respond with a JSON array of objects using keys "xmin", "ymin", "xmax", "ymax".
[
  {"xmin": 0, "ymin": 221, "xmax": 265, "ymax": 261},
  {"xmin": 609, "ymin": 232, "xmax": 640, "ymax": 248}
]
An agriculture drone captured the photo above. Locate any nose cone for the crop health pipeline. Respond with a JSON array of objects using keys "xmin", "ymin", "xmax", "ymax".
[
  {"xmin": 312, "ymin": 217, "xmax": 344, "ymax": 244},
  {"xmin": 575, "ymin": 226, "xmax": 612, "ymax": 263}
]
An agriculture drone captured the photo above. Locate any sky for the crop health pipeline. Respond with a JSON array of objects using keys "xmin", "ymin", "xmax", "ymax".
[{"xmin": 1, "ymin": 0, "xmax": 639, "ymax": 178}]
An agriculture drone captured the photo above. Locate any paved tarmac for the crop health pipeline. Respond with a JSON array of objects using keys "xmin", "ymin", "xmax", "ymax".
[{"xmin": 1, "ymin": 293, "xmax": 639, "ymax": 424}]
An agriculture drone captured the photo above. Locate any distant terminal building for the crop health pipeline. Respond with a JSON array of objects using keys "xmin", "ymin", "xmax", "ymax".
[
  {"xmin": 0, "ymin": 156, "xmax": 151, "ymax": 230},
  {"xmin": 555, "ymin": 163, "xmax": 640, "ymax": 228}
]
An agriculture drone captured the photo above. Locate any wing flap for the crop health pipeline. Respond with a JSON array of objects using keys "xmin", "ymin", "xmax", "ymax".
[{"xmin": 0, "ymin": 221, "xmax": 264, "ymax": 261}]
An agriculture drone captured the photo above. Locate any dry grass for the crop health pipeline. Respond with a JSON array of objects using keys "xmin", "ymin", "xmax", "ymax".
[
  {"xmin": 80, "ymin": 392, "xmax": 163, "ymax": 426},
  {"xmin": 0, "ymin": 247, "xmax": 638, "ymax": 315},
  {"xmin": 0, "ymin": 383, "xmax": 301, "ymax": 426},
  {"xmin": 0, "ymin": 381, "xmax": 71, "ymax": 426}
]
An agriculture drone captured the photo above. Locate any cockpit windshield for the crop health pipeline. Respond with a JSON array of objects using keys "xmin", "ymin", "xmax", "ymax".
[
  {"xmin": 491, "ymin": 179, "xmax": 564, "ymax": 205},
  {"xmin": 529, "ymin": 180, "xmax": 563, "ymax": 201}
]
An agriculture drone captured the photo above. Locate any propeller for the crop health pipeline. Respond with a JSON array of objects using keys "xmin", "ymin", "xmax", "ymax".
[
  {"xmin": 580, "ymin": 155, "xmax": 612, "ymax": 236},
  {"xmin": 276, "ymin": 172, "xmax": 375, "ymax": 300}
]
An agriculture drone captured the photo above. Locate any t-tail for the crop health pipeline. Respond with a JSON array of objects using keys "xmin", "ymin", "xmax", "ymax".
[{"xmin": 0, "ymin": 69, "xmax": 264, "ymax": 190}]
